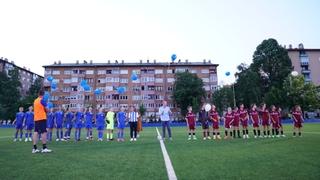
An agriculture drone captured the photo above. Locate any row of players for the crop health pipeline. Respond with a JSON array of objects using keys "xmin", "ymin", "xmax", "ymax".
[
  {"xmin": 13, "ymin": 106, "xmax": 142, "ymax": 142},
  {"xmin": 12, "ymin": 103, "xmax": 304, "ymax": 142},
  {"xmin": 185, "ymin": 103, "xmax": 304, "ymax": 140}
]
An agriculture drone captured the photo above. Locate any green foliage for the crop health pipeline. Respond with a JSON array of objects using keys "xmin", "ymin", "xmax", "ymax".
[
  {"xmin": 0, "ymin": 68, "xmax": 21, "ymax": 120},
  {"xmin": 212, "ymin": 86, "xmax": 234, "ymax": 113},
  {"xmin": 20, "ymin": 77, "xmax": 43, "ymax": 109},
  {"xmin": 173, "ymin": 72, "xmax": 206, "ymax": 116},
  {"xmin": 138, "ymin": 104, "xmax": 146, "ymax": 117}
]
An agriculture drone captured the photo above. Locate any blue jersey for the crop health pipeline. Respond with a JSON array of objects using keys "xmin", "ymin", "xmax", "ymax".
[
  {"xmin": 15, "ymin": 112, "xmax": 25, "ymax": 125},
  {"xmin": 25, "ymin": 111, "xmax": 34, "ymax": 125},
  {"xmin": 117, "ymin": 111, "xmax": 126, "ymax": 128},
  {"xmin": 55, "ymin": 111, "xmax": 64, "ymax": 125},
  {"xmin": 66, "ymin": 112, "xmax": 74, "ymax": 124},
  {"xmin": 75, "ymin": 112, "xmax": 84, "ymax": 125},
  {"xmin": 47, "ymin": 112, "xmax": 55, "ymax": 128},
  {"xmin": 85, "ymin": 112, "xmax": 94, "ymax": 125},
  {"xmin": 96, "ymin": 113, "xmax": 105, "ymax": 126}
]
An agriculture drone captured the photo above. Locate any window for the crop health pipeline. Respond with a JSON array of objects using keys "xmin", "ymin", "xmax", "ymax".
[
  {"xmin": 167, "ymin": 86, "xmax": 173, "ymax": 91},
  {"xmin": 132, "ymin": 86, "xmax": 140, "ymax": 91},
  {"xmin": 79, "ymin": 70, "xmax": 86, "ymax": 74},
  {"xmin": 204, "ymin": 85, "xmax": 210, "ymax": 91},
  {"xmin": 52, "ymin": 70, "xmax": 60, "ymax": 75},
  {"xmin": 112, "ymin": 94, "xmax": 119, "ymax": 100},
  {"xmin": 120, "ymin": 95, "xmax": 128, "ymax": 100},
  {"xmin": 155, "ymin": 86, "xmax": 163, "ymax": 91},
  {"xmin": 106, "ymin": 77, "xmax": 113, "ymax": 83},
  {"xmin": 98, "ymin": 79, "xmax": 106, "ymax": 83},
  {"xmin": 64, "ymin": 70, "xmax": 71, "ymax": 75},
  {"xmin": 120, "ymin": 78, "xmax": 128, "ymax": 83},
  {"xmin": 105, "ymin": 86, "xmax": 113, "ymax": 91},
  {"xmin": 132, "ymin": 95, "xmax": 141, "ymax": 100},
  {"xmin": 112, "ymin": 69, "xmax": 120, "ymax": 74},
  {"xmin": 45, "ymin": 70, "xmax": 52, "ymax": 75},
  {"xmin": 106, "ymin": 95, "xmax": 112, "ymax": 100},
  {"xmin": 85, "ymin": 95, "xmax": 90, "ymax": 100},
  {"xmin": 167, "ymin": 78, "xmax": 175, "ymax": 83},
  {"xmin": 71, "ymin": 86, "xmax": 78, "ymax": 92},
  {"xmin": 147, "ymin": 86, "xmax": 155, "ymax": 91},
  {"xmin": 63, "ymin": 87, "xmax": 71, "ymax": 92},
  {"xmin": 132, "ymin": 70, "xmax": 140, "ymax": 74},
  {"xmin": 86, "ymin": 70, "xmax": 94, "ymax": 75},
  {"xmin": 106, "ymin": 70, "xmax": 112, "ymax": 74},
  {"xmin": 120, "ymin": 70, "xmax": 128, "ymax": 74},
  {"xmin": 202, "ymin": 78, "xmax": 209, "ymax": 83},
  {"xmin": 114, "ymin": 77, "xmax": 119, "ymax": 82},
  {"xmin": 155, "ymin": 78, "xmax": 163, "ymax": 83},
  {"xmin": 155, "ymin": 69, "xmax": 163, "ymax": 74},
  {"xmin": 201, "ymin": 69, "xmax": 209, "ymax": 73},
  {"xmin": 98, "ymin": 70, "xmax": 105, "ymax": 75},
  {"xmin": 71, "ymin": 77, "xmax": 78, "ymax": 83},
  {"xmin": 210, "ymin": 75, "xmax": 217, "ymax": 82},
  {"xmin": 72, "ymin": 70, "xmax": 78, "ymax": 74},
  {"xmin": 85, "ymin": 78, "xmax": 94, "ymax": 83},
  {"xmin": 191, "ymin": 69, "xmax": 197, "ymax": 74},
  {"xmin": 167, "ymin": 69, "xmax": 175, "ymax": 74}
]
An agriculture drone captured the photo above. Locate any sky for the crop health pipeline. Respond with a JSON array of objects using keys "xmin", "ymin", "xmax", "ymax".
[{"xmin": 0, "ymin": 0, "xmax": 319, "ymax": 84}]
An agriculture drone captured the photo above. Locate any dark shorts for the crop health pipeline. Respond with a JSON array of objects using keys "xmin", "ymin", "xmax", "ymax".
[
  {"xmin": 201, "ymin": 122, "xmax": 209, "ymax": 129},
  {"xmin": 188, "ymin": 124, "xmax": 195, "ymax": 130},
  {"xmin": 35, "ymin": 120, "xmax": 47, "ymax": 134},
  {"xmin": 26, "ymin": 124, "xmax": 34, "ymax": 130}
]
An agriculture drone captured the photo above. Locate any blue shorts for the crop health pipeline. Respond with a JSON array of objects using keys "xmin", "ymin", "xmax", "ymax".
[
  {"xmin": 56, "ymin": 124, "xmax": 63, "ymax": 129},
  {"xmin": 66, "ymin": 124, "xmax": 73, "ymax": 129},
  {"xmin": 16, "ymin": 124, "xmax": 23, "ymax": 130},
  {"xmin": 75, "ymin": 123, "xmax": 82, "ymax": 129},
  {"xmin": 118, "ymin": 123, "xmax": 126, "ymax": 129},
  {"xmin": 97, "ymin": 126, "xmax": 104, "ymax": 131},
  {"xmin": 85, "ymin": 124, "xmax": 93, "ymax": 129},
  {"xmin": 26, "ymin": 124, "xmax": 34, "ymax": 130}
]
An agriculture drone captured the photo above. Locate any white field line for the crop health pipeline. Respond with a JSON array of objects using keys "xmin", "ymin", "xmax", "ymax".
[{"xmin": 156, "ymin": 127, "xmax": 177, "ymax": 180}]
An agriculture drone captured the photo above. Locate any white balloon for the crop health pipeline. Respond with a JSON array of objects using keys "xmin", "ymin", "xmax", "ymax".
[
  {"xmin": 205, "ymin": 104, "xmax": 211, "ymax": 112},
  {"xmin": 291, "ymin": 71, "xmax": 298, "ymax": 77}
]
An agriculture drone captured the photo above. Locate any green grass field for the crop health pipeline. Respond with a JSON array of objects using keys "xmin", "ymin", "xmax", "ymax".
[{"xmin": 0, "ymin": 124, "xmax": 320, "ymax": 180}]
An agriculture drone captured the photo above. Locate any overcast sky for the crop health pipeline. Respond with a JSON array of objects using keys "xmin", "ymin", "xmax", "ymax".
[{"xmin": 0, "ymin": 0, "xmax": 319, "ymax": 84}]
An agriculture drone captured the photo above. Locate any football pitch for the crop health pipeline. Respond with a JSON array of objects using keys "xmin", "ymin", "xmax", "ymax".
[{"xmin": 0, "ymin": 124, "xmax": 320, "ymax": 180}]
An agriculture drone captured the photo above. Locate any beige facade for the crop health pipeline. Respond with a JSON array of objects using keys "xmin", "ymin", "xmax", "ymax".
[
  {"xmin": 287, "ymin": 45, "xmax": 320, "ymax": 85},
  {"xmin": 0, "ymin": 57, "xmax": 44, "ymax": 96},
  {"xmin": 43, "ymin": 60, "xmax": 218, "ymax": 120}
]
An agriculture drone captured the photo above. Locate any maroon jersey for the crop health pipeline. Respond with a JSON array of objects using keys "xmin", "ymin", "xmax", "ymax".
[
  {"xmin": 270, "ymin": 111, "xmax": 280, "ymax": 128},
  {"xmin": 210, "ymin": 110, "xmax": 219, "ymax": 129},
  {"xmin": 250, "ymin": 110, "xmax": 260, "ymax": 128},
  {"xmin": 233, "ymin": 111, "xmax": 240, "ymax": 127},
  {"xmin": 292, "ymin": 111, "xmax": 303, "ymax": 128},
  {"xmin": 186, "ymin": 112, "xmax": 196, "ymax": 126},
  {"xmin": 261, "ymin": 109, "xmax": 270, "ymax": 126},
  {"xmin": 224, "ymin": 112, "xmax": 234, "ymax": 129},
  {"xmin": 239, "ymin": 109, "xmax": 248, "ymax": 127}
]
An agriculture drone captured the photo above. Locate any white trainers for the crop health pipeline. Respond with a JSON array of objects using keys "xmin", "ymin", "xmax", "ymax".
[
  {"xmin": 203, "ymin": 137, "xmax": 207, "ymax": 140},
  {"xmin": 134, "ymin": 138, "xmax": 137, "ymax": 141},
  {"xmin": 217, "ymin": 135, "xmax": 221, "ymax": 140},
  {"xmin": 32, "ymin": 149, "xmax": 40, "ymax": 154},
  {"xmin": 272, "ymin": 135, "xmax": 275, "ymax": 138},
  {"xmin": 29, "ymin": 138, "xmax": 32, "ymax": 142},
  {"xmin": 276, "ymin": 135, "xmax": 280, "ymax": 138},
  {"xmin": 246, "ymin": 135, "xmax": 250, "ymax": 139},
  {"xmin": 61, "ymin": 138, "xmax": 65, "ymax": 141},
  {"xmin": 213, "ymin": 135, "xmax": 217, "ymax": 140},
  {"xmin": 19, "ymin": 138, "xmax": 22, "ymax": 142},
  {"xmin": 86, "ymin": 137, "xmax": 89, "ymax": 140},
  {"xmin": 130, "ymin": 138, "xmax": 134, "ymax": 142},
  {"xmin": 13, "ymin": 138, "xmax": 17, "ymax": 142},
  {"xmin": 193, "ymin": 136, "xmax": 197, "ymax": 140},
  {"xmin": 25, "ymin": 138, "xmax": 28, "ymax": 142},
  {"xmin": 254, "ymin": 136, "xmax": 257, "ymax": 139},
  {"xmin": 268, "ymin": 135, "xmax": 271, "ymax": 138},
  {"xmin": 207, "ymin": 136, "xmax": 211, "ymax": 140},
  {"xmin": 41, "ymin": 148, "xmax": 52, "ymax": 153},
  {"xmin": 56, "ymin": 139, "xmax": 59, "ymax": 142},
  {"xmin": 282, "ymin": 135, "xmax": 286, "ymax": 137},
  {"xmin": 243, "ymin": 135, "xmax": 246, "ymax": 139}
]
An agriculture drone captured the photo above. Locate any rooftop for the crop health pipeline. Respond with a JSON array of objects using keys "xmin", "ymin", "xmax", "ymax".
[{"xmin": 0, "ymin": 58, "xmax": 44, "ymax": 78}]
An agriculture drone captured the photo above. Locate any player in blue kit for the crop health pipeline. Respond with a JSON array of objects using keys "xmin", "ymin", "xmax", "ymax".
[
  {"xmin": 85, "ymin": 107, "xmax": 94, "ymax": 140},
  {"xmin": 64, "ymin": 108, "xmax": 74, "ymax": 140},
  {"xmin": 117, "ymin": 107, "xmax": 127, "ymax": 142},
  {"xmin": 55, "ymin": 106, "xmax": 64, "ymax": 141},
  {"xmin": 96, "ymin": 108, "xmax": 105, "ymax": 141},
  {"xmin": 24, "ymin": 106, "xmax": 34, "ymax": 142},
  {"xmin": 46, "ymin": 108, "xmax": 55, "ymax": 142},
  {"xmin": 74, "ymin": 108, "xmax": 84, "ymax": 141},
  {"xmin": 13, "ymin": 107, "xmax": 25, "ymax": 142}
]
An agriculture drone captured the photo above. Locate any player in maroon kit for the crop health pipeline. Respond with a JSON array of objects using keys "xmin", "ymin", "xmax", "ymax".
[
  {"xmin": 278, "ymin": 107, "xmax": 285, "ymax": 137},
  {"xmin": 224, "ymin": 107, "xmax": 234, "ymax": 139},
  {"xmin": 270, "ymin": 105, "xmax": 280, "ymax": 138},
  {"xmin": 239, "ymin": 104, "xmax": 249, "ymax": 139},
  {"xmin": 185, "ymin": 106, "xmax": 197, "ymax": 140},
  {"xmin": 260, "ymin": 103, "xmax": 271, "ymax": 138},
  {"xmin": 249, "ymin": 104, "xmax": 261, "ymax": 138},
  {"xmin": 232, "ymin": 107, "xmax": 241, "ymax": 138},
  {"xmin": 292, "ymin": 105, "xmax": 304, "ymax": 137},
  {"xmin": 209, "ymin": 105, "xmax": 221, "ymax": 140}
]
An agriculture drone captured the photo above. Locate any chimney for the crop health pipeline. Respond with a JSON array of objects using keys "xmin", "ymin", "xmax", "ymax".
[
  {"xmin": 178, "ymin": 59, "xmax": 181, "ymax": 63},
  {"xmin": 58, "ymin": 60, "xmax": 61, "ymax": 65},
  {"xmin": 0, "ymin": 57, "xmax": 3, "ymax": 60},
  {"xmin": 108, "ymin": 60, "xmax": 110, "ymax": 64},
  {"xmin": 83, "ymin": 60, "xmax": 87, "ymax": 64},
  {"xmin": 289, "ymin": 44, "xmax": 292, "ymax": 49},
  {"xmin": 147, "ymin": 60, "xmax": 149, "ymax": 63},
  {"xmin": 284, "ymin": 45, "xmax": 286, "ymax": 49},
  {"xmin": 115, "ymin": 60, "xmax": 118, "ymax": 64},
  {"xmin": 90, "ymin": 60, "xmax": 93, "ymax": 64},
  {"xmin": 154, "ymin": 59, "xmax": 156, "ymax": 63},
  {"xmin": 54, "ymin": 61, "xmax": 57, "ymax": 64},
  {"xmin": 208, "ymin": 59, "xmax": 211, "ymax": 63},
  {"xmin": 140, "ymin": 60, "xmax": 142, "ymax": 64},
  {"xmin": 298, "ymin": 43, "xmax": 304, "ymax": 49},
  {"xmin": 121, "ymin": 60, "xmax": 124, "ymax": 64},
  {"xmin": 10, "ymin": 60, "xmax": 14, "ymax": 64},
  {"xmin": 203, "ymin": 59, "xmax": 206, "ymax": 64},
  {"xmin": 76, "ymin": 60, "xmax": 79, "ymax": 64},
  {"xmin": 185, "ymin": 59, "xmax": 188, "ymax": 64}
]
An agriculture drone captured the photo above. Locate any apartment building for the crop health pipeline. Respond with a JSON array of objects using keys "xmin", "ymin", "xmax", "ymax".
[
  {"xmin": 0, "ymin": 57, "xmax": 44, "ymax": 96},
  {"xmin": 43, "ymin": 59, "xmax": 218, "ymax": 120}
]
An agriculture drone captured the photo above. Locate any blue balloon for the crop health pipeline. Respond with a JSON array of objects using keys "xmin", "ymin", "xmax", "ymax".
[
  {"xmin": 47, "ymin": 76, "xmax": 53, "ymax": 82},
  {"xmin": 171, "ymin": 54, "xmax": 177, "ymax": 61},
  {"xmin": 117, "ymin": 87, "xmax": 126, "ymax": 94},
  {"xmin": 47, "ymin": 102, "xmax": 53, "ymax": 109},
  {"xmin": 131, "ymin": 73, "xmax": 138, "ymax": 81},
  {"xmin": 94, "ymin": 89, "xmax": 102, "ymax": 95},
  {"xmin": 43, "ymin": 91, "xmax": 50, "ymax": 102},
  {"xmin": 51, "ymin": 82, "xmax": 57, "ymax": 90},
  {"xmin": 80, "ymin": 80, "xmax": 87, "ymax": 87},
  {"xmin": 225, "ymin": 72, "xmax": 231, "ymax": 76},
  {"xmin": 83, "ymin": 84, "xmax": 91, "ymax": 91}
]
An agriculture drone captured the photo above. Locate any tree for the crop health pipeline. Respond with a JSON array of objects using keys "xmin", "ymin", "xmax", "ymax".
[
  {"xmin": 283, "ymin": 75, "xmax": 320, "ymax": 111},
  {"xmin": 138, "ymin": 104, "xmax": 146, "ymax": 117},
  {"xmin": 0, "ymin": 68, "xmax": 21, "ymax": 120},
  {"xmin": 172, "ymin": 72, "xmax": 206, "ymax": 116},
  {"xmin": 212, "ymin": 86, "xmax": 234, "ymax": 113}
]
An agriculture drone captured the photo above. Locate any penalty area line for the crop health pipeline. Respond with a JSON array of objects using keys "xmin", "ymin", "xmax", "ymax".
[{"xmin": 156, "ymin": 127, "xmax": 177, "ymax": 180}]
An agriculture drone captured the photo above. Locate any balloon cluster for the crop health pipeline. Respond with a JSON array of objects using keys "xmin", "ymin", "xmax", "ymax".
[
  {"xmin": 80, "ymin": 80, "xmax": 91, "ymax": 91},
  {"xmin": 94, "ymin": 88, "xmax": 102, "ymax": 95},
  {"xmin": 117, "ymin": 87, "xmax": 126, "ymax": 94},
  {"xmin": 225, "ymin": 72, "xmax": 231, "ymax": 76},
  {"xmin": 171, "ymin": 54, "xmax": 177, "ymax": 62},
  {"xmin": 46, "ymin": 76, "xmax": 58, "ymax": 91},
  {"xmin": 131, "ymin": 72, "xmax": 138, "ymax": 81}
]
